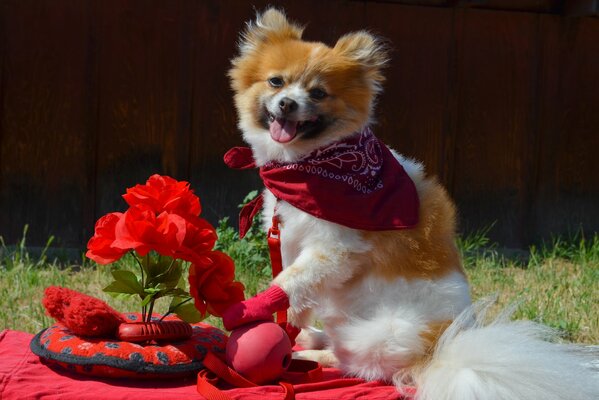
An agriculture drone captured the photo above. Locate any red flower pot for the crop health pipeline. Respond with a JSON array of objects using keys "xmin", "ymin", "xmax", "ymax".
[{"xmin": 117, "ymin": 320, "xmax": 193, "ymax": 343}]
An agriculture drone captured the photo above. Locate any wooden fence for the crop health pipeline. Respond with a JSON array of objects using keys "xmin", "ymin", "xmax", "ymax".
[{"xmin": 0, "ymin": 0, "xmax": 598, "ymax": 250}]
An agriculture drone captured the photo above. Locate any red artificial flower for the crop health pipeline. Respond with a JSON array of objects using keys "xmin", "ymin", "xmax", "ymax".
[
  {"xmin": 122, "ymin": 174, "xmax": 201, "ymax": 218},
  {"xmin": 188, "ymin": 251, "xmax": 245, "ymax": 318},
  {"xmin": 174, "ymin": 216, "xmax": 218, "ymax": 263},
  {"xmin": 86, "ymin": 212, "xmax": 127, "ymax": 264},
  {"xmin": 112, "ymin": 205, "xmax": 187, "ymax": 257}
]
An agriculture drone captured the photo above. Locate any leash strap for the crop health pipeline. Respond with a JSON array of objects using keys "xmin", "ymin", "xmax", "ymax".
[
  {"xmin": 267, "ymin": 214, "xmax": 287, "ymax": 324},
  {"xmin": 197, "ymin": 352, "xmax": 297, "ymax": 400},
  {"xmin": 197, "ymin": 352, "xmax": 369, "ymax": 400}
]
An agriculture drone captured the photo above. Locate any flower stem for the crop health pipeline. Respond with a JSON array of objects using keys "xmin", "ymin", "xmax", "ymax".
[
  {"xmin": 130, "ymin": 252, "xmax": 145, "ymax": 287},
  {"xmin": 130, "ymin": 252, "xmax": 146, "ymax": 321},
  {"xmin": 147, "ymin": 297, "xmax": 156, "ymax": 323}
]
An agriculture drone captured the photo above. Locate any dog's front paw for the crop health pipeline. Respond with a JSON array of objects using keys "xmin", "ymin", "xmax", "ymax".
[
  {"xmin": 222, "ymin": 301, "xmax": 268, "ymax": 330},
  {"xmin": 222, "ymin": 285, "xmax": 290, "ymax": 330},
  {"xmin": 293, "ymin": 349, "xmax": 339, "ymax": 367},
  {"xmin": 287, "ymin": 306, "xmax": 313, "ymax": 328},
  {"xmin": 296, "ymin": 327, "xmax": 330, "ymax": 350}
]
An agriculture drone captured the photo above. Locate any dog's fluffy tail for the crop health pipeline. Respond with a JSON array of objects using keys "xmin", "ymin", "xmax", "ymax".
[{"xmin": 408, "ymin": 301, "xmax": 599, "ymax": 400}]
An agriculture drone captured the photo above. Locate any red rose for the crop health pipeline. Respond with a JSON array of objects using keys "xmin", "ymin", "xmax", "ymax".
[
  {"xmin": 112, "ymin": 205, "xmax": 187, "ymax": 257},
  {"xmin": 86, "ymin": 212, "xmax": 127, "ymax": 264},
  {"xmin": 189, "ymin": 251, "xmax": 245, "ymax": 318},
  {"xmin": 174, "ymin": 216, "xmax": 218, "ymax": 263},
  {"xmin": 122, "ymin": 174, "xmax": 201, "ymax": 218}
]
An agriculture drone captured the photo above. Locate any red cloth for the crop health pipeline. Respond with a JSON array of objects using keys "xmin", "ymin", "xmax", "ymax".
[
  {"xmin": 224, "ymin": 128, "xmax": 419, "ymax": 239},
  {"xmin": 1, "ymin": 329, "xmax": 410, "ymax": 399}
]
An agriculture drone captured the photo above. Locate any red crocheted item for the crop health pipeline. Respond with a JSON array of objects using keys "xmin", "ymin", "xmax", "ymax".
[{"xmin": 42, "ymin": 286, "xmax": 125, "ymax": 337}]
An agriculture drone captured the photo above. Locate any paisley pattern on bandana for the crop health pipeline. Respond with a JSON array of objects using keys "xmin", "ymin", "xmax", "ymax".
[{"xmin": 266, "ymin": 128, "xmax": 384, "ymax": 194}]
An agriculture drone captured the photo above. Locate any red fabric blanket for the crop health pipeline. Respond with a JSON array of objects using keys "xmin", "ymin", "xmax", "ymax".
[{"xmin": 0, "ymin": 330, "xmax": 408, "ymax": 400}]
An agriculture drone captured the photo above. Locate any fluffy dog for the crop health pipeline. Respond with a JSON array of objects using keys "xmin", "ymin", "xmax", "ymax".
[{"xmin": 223, "ymin": 8, "xmax": 598, "ymax": 400}]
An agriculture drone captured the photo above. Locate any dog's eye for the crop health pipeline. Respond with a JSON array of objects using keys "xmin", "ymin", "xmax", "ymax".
[
  {"xmin": 268, "ymin": 77, "xmax": 284, "ymax": 88},
  {"xmin": 309, "ymin": 88, "xmax": 328, "ymax": 100}
]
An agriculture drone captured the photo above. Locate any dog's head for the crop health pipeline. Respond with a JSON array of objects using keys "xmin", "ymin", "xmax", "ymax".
[{"xmin": 229, "ymin": 8, "xmax": 388, "ymax": 164}]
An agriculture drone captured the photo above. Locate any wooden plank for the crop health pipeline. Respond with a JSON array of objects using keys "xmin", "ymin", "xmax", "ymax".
[
  {"xmin": 0, "ymin": 0, "xmax": 91, "ymax": 247},
  {"xmin": 534, "ymin": 16, "xmax": 599, "ymax": 238},
  {"xmin": 188, "ymin": 0, "xmax": 262, "ymax": 224},
  {"xmin": 532, "ymin": 15, "xmax": 562, "ymax": 240},
  {"xmin": 458, "ymin": 0, "xmax": 562, "ymax": 13},
  {"xmin": 451, "ymin": 8, "xmax": 540, "ymax": 246},
  {"xmin": 364, "ymin": 4, "xmax": 455, "ymax": 186},
  {"xmin": 93, "ymin": 0, "xmax": 194, "ymax": 218},
  {"xmin": 564, "ymin": 0, "xmax": 599, "ymax": 16},
  {"xmin": 361, "ymin": 1, "xmax": 456, "ymax": 6}
]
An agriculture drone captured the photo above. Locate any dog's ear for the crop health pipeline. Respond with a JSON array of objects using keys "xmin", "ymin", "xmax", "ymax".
[
  {"xmin": 334, "ymin": 31, "xmax": 389, "ymax": 92},
  {"xmin": 238, "ymin": 8, "xmax": 304, "ymax": 55}
]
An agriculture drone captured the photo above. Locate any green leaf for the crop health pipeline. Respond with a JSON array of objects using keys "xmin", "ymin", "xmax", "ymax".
[
  {"xmin": 141, "ymin": 293, "xmax": 154, "ymax": 307},
  {"xmin": 170, "ymin": 297, "xmax": 204, "ymax": 323},
  {"xmin": 143, "ymin": 287, "xmax": 162, "ymax": 295},
  {"xmin": 145, "ymin": 256, "xmax": 183, "ymax": 289},
  {"xmin": 107, "ymin": 269, "xmax": 143, "ymax": 295},
  {"xmin": 141, "ymin": 253, "xmax": 163, "ymax": 280},
  {"xmin": 111, "ymin": 269, "xmax": 143, "ymax": 293},
  {"xmin": 104, "ymin": 291, "xmax": 137, "ymax": 301},
  {"xmin": 161, "ymin": 287, "xmax": 188, "ymax": 298}
]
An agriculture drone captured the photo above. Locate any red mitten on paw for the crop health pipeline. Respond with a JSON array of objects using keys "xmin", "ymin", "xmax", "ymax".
[
  {"xmin": 222, "ymin": 285, "xmax": 290, "ymax": 331},
  {"xmin": 43, "ymin": 286, "xmax": 125, "ymax": 337}
]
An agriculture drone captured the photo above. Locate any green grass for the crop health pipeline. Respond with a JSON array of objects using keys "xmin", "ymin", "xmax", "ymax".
[
  {"xmin": 463, "ymin": 231, "xmax": 599, "ymax": 343},
  {"xmin": 1, "ymin": 223, "xmax": 597, "ymax": 344}
]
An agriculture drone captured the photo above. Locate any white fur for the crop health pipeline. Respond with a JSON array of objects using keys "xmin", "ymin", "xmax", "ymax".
[
  {"xmin": 319, "ymin": 272, "xmax": 471, "ymax": 380},
  {"xmin": 390, "ymin": 149, "xmax": 425, "ymax": 183},
  {"xmin": 413, "ymin": 302, "xmax": 599, "ymax": 400},
  {"xmin": 266, "ymin": 82, "xmax": 314, "ymax": 121}
]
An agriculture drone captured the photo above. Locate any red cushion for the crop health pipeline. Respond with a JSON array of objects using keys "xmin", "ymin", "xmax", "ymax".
[{"xmin": 29, "ymin": 313, "xmax": 227, "ymax": 379}]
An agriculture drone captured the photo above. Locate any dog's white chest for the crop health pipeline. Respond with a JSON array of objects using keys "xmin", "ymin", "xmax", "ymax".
[{"xmin": 260, "ymin": 188, "xmax": 370, "ymax": 269}]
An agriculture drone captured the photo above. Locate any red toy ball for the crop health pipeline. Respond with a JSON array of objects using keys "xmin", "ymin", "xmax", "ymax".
[{"xmin": 226, "ymin": 321, "xmax": 292, "ymax": 384}]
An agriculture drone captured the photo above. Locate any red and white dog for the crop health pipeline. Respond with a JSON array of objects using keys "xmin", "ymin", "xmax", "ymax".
[{"xmin": 222, "ymin": 8, "xmax": 598, "ymax": 400}]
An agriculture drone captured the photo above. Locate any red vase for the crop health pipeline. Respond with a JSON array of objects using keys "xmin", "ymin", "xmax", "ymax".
[{"xmin": 226, "ymin": 321, "xmax": 292, "ymax": 384}]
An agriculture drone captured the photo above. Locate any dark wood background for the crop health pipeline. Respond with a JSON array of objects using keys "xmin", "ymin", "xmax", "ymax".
[{"xmin": 0, "ymin": 0, "xmax": 597, "ymax": 250}]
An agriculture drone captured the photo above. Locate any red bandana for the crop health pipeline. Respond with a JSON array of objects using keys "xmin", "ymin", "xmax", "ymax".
[{"xmin": 224, "ymin": 128, "xmax": 419, "ymax": 238}]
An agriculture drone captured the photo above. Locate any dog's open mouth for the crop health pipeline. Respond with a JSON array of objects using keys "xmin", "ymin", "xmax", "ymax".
[{"xmin": 266, "ymin": 111, "xmax": 323, "ymax": 143}]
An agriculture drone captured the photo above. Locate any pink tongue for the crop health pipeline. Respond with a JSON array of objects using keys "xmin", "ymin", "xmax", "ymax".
[{"xmin": 269, "ymin": 118, "xmax": 298, "ymax": 143}]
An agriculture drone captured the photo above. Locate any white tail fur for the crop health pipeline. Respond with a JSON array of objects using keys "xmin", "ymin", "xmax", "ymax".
[{"xmin": 410, "ymin": 300, "xmax": 599, "ymax": 400}]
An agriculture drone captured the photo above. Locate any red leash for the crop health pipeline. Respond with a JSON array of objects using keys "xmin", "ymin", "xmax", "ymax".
[
  {"xmin": 267, "ymin": 214, "xmax": 287, "ymax": 324},
  {"xmin": 197, "ymin": 352, "xmax": 296, "ymax": 400}
]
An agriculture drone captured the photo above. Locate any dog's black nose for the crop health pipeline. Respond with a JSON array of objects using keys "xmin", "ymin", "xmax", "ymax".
[{"xmin": 278, "ymin": 97, "xmax": 298, "ymax": 114}]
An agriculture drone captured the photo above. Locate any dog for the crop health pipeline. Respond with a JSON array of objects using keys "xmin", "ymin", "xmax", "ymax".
[{"xmin": 223, "ymin": 8, "xmax": 598, "ymax": 400}]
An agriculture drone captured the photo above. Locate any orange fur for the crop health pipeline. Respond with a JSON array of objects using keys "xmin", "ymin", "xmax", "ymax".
[
  {"xmin": 229, "ymin": 8, "xmax": 388, "ymax": 146},
  {"xmin": 421, "ymin": 320, "xmax": 453, "ymax": 352},
  {"xmin": 361, "ymin": 176, "xmax": 464, "ymax": 281}
]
